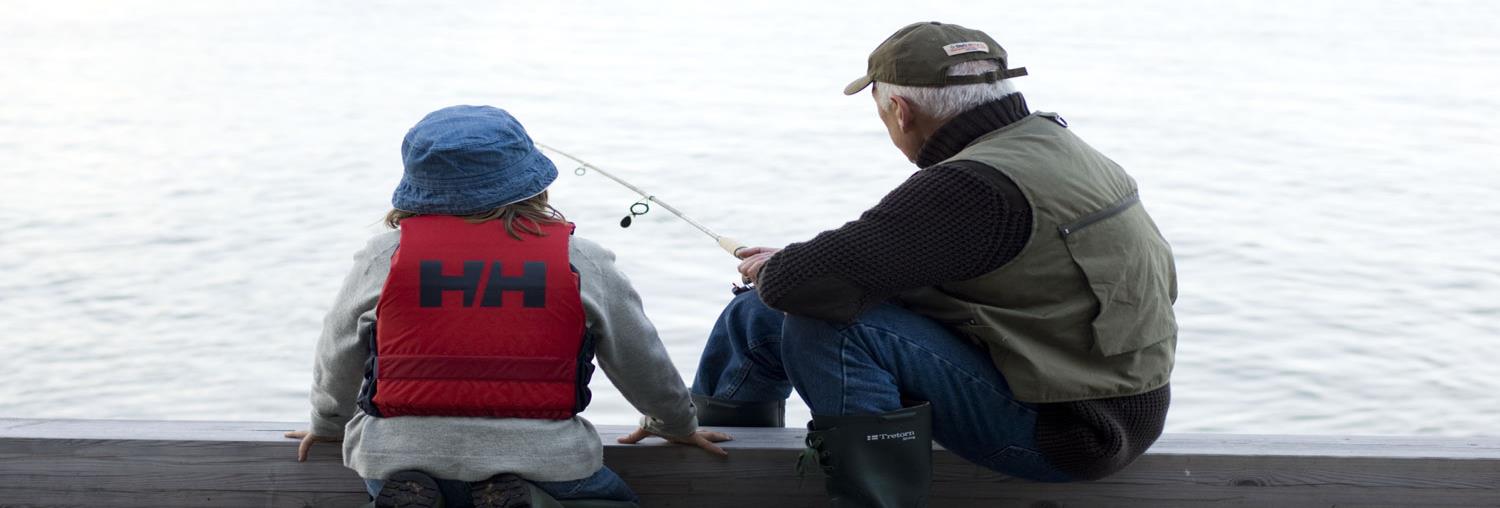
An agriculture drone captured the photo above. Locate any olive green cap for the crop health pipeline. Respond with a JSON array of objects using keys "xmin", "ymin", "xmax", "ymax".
[{"xmin": 844, "ymin": 21, "xmax": 1028, "ymax": 96}]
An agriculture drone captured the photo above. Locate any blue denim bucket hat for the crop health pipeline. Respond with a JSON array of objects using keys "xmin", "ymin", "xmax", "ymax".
[{"xmin": 393, "ymin": 105, "xmax": 557, "ymax": 215}]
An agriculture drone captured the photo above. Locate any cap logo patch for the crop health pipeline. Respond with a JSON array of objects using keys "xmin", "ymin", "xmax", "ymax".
[{"xmin": 942, "ymin": 41, "xmax": 989, "ymax": 56}]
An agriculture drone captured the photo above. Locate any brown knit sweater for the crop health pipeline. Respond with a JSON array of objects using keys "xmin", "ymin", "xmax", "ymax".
[{"xmin": 756, "ymin": 94, "xmax": 1169, "ymax": 480}]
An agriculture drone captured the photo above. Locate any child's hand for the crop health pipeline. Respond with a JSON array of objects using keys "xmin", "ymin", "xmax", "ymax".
[
  {"xmin": 617, "ymin": 427, "xmax": 734, "ymax": 457},
  {"xmin": 284, "ymin": 430, "xmax": 342, "ymax": 462}
]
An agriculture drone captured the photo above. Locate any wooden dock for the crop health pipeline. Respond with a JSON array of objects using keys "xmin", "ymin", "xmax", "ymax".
[{"xmin": 1, "ymin": 418, "xmax": 1497, "ymax": 507}]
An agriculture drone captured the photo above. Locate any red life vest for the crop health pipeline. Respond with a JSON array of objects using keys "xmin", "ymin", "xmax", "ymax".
[{"xmin": 360, "ymin": 216, "xmax": 591, "ymax": 419}]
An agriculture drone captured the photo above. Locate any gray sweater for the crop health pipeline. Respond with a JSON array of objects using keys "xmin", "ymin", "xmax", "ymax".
[{"xmin": 309, "ymin": 229, "xmax": 698, "ymax": 482}]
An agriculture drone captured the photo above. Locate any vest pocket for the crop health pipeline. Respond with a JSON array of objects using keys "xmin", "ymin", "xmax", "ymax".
[{"xmin": 1059, "ymin": 195, "xmax": 1177, "ymax": 356}]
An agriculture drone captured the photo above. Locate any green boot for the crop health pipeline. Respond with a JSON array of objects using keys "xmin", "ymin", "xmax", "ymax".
[
  {"xmin": 693, "ymin": 394, "xmax": 785, "ymax": 427},
  {"xmin": 799, "ymin": 403, "xmax": 933, "ymax": 508}
]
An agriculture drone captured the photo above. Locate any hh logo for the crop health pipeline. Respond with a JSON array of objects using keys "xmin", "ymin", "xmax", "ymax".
[{"xmin": 419, "ymin": 260, "xmax": 546, "ymax": 308}]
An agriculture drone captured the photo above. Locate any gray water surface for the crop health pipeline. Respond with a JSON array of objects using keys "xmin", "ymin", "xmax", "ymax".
[{"xmin": 2, "ymin": 0, "xmax": 1497, "ymax": 436}]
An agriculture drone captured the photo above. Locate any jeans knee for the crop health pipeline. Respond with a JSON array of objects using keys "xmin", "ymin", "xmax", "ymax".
[
  {"xmin": 723, "ymin": 289, "xmax": 767, "ymax": 318},
  {"xmin": 781, "ymin": 314, "xmax": 843, "ymax": 356},
  {"xmin": 721, "ymin": 289, "xmax": 784, "ymax": 329},
  {"xmin": 726, "ymin": 288, "xmax": 767, "ymax": 311}
]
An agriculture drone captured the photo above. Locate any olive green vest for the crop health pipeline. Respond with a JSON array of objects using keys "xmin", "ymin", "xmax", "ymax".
[{"xmin": 898, "ymin": 113, "xmax": 1177, "ymax": 403}]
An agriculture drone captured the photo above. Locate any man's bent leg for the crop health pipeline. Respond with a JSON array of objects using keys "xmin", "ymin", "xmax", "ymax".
[
  {"xmin": 782, "ymin": 303, "xmax": 1069, "ymax": 482},
  {"xmin": 690, "ymin": 290, "xmax": 791, "ymax": 426}
]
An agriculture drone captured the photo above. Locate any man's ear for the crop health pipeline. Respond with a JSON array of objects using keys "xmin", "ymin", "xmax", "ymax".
[{"xmin": 891, "ymin": 95, "xmax": 919, "ymax": 133}]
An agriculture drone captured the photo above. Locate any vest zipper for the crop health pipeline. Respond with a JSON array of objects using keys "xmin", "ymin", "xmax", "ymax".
[{"xmin": 1058, "ymin": 193, "xmax": 1141, "ymax": 237}]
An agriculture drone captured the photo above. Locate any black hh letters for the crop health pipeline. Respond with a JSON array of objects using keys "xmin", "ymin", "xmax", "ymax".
[
  {"xmin": 480, "ymin": 261, "xmax": 547, "ymax": 308},
  {"xmin": 420, "ymin": 260, "xmax": 547, "ymax": 308}
]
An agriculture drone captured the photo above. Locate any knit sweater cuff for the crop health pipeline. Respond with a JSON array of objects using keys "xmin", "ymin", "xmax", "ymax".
[
  {"xmin": 310, "ymin": 413, "xmax": 347, "ymax": 437},
  {"xmin": 641, "ymin": 413, "xmax": 698, "ymax": 440}
]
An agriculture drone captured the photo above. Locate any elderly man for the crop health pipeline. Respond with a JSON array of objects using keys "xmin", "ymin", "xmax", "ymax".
[{"xmin": 690, "ymin": 22, "xmax": 1178, "ymax": 506}]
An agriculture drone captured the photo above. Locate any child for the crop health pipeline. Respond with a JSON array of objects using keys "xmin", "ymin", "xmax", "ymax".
[{"xmin": 287, "ymin": 105, "xmax": 729, "ymax": 507}]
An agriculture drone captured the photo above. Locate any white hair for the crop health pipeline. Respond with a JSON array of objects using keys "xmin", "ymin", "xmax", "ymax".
[{"xmin": 873, "ymin": 60, "xmax": 1019, "ymax": 121}]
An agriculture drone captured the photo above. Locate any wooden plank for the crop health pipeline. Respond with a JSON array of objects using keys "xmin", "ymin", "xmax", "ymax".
[{"xmin": 1, "ymin": 418, "xmax": 1498, "ymax": 507}]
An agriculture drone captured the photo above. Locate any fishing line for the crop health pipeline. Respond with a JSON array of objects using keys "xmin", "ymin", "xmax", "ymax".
[{"xmin": 536, "ymin": 142, "xmax": 748, "ymax": 258}]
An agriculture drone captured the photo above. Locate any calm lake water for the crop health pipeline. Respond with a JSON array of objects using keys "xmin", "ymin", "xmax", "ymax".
[{"xmin": 2, "ymin": 0, "xmax": 1497, "ymax": 437}]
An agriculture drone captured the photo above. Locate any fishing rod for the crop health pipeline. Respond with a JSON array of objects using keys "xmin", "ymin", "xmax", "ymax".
[{"xmin": 536, "ymin": 142, "xmax": 748, "ymax": 259}]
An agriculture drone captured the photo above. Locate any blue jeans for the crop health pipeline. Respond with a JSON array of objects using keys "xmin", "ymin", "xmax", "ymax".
[
  {"xmin": 692, "ymin": 290, "xmax": 1070, "ymax": 482},
  {"xmin": 363, "ymin": 466, "xmax": 637, "ymax": 505}
]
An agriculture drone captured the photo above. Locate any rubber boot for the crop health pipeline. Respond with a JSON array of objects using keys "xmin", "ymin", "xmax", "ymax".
[
  {"xmin": 798, "ymin": 403, "xmax": 933, "ymax": 508},
  {"xmin": 376, "ymin": 470, "xmax": 445, "ymax": 508},
  {"xmin": 469, "ymin": 473, "xmax": 532, "ymax": 508},
  {"xmin": 693, "ymin": 394, "xmax": 785, "ymax": 427},
  {"xmin": 467, "ymin": 473, "xmax": 641, "ymax": 508}
]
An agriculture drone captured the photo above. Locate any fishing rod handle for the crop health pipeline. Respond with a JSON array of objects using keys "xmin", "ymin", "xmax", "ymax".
[{"xmin": 718, "ymin": 236, "xmax": 749, "ymax": 258}]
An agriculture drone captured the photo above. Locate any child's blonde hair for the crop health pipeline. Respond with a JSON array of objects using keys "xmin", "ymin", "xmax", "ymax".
[{"xmin": 384, "ymin": 191, "xmax": 566, "ymax": 240}]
